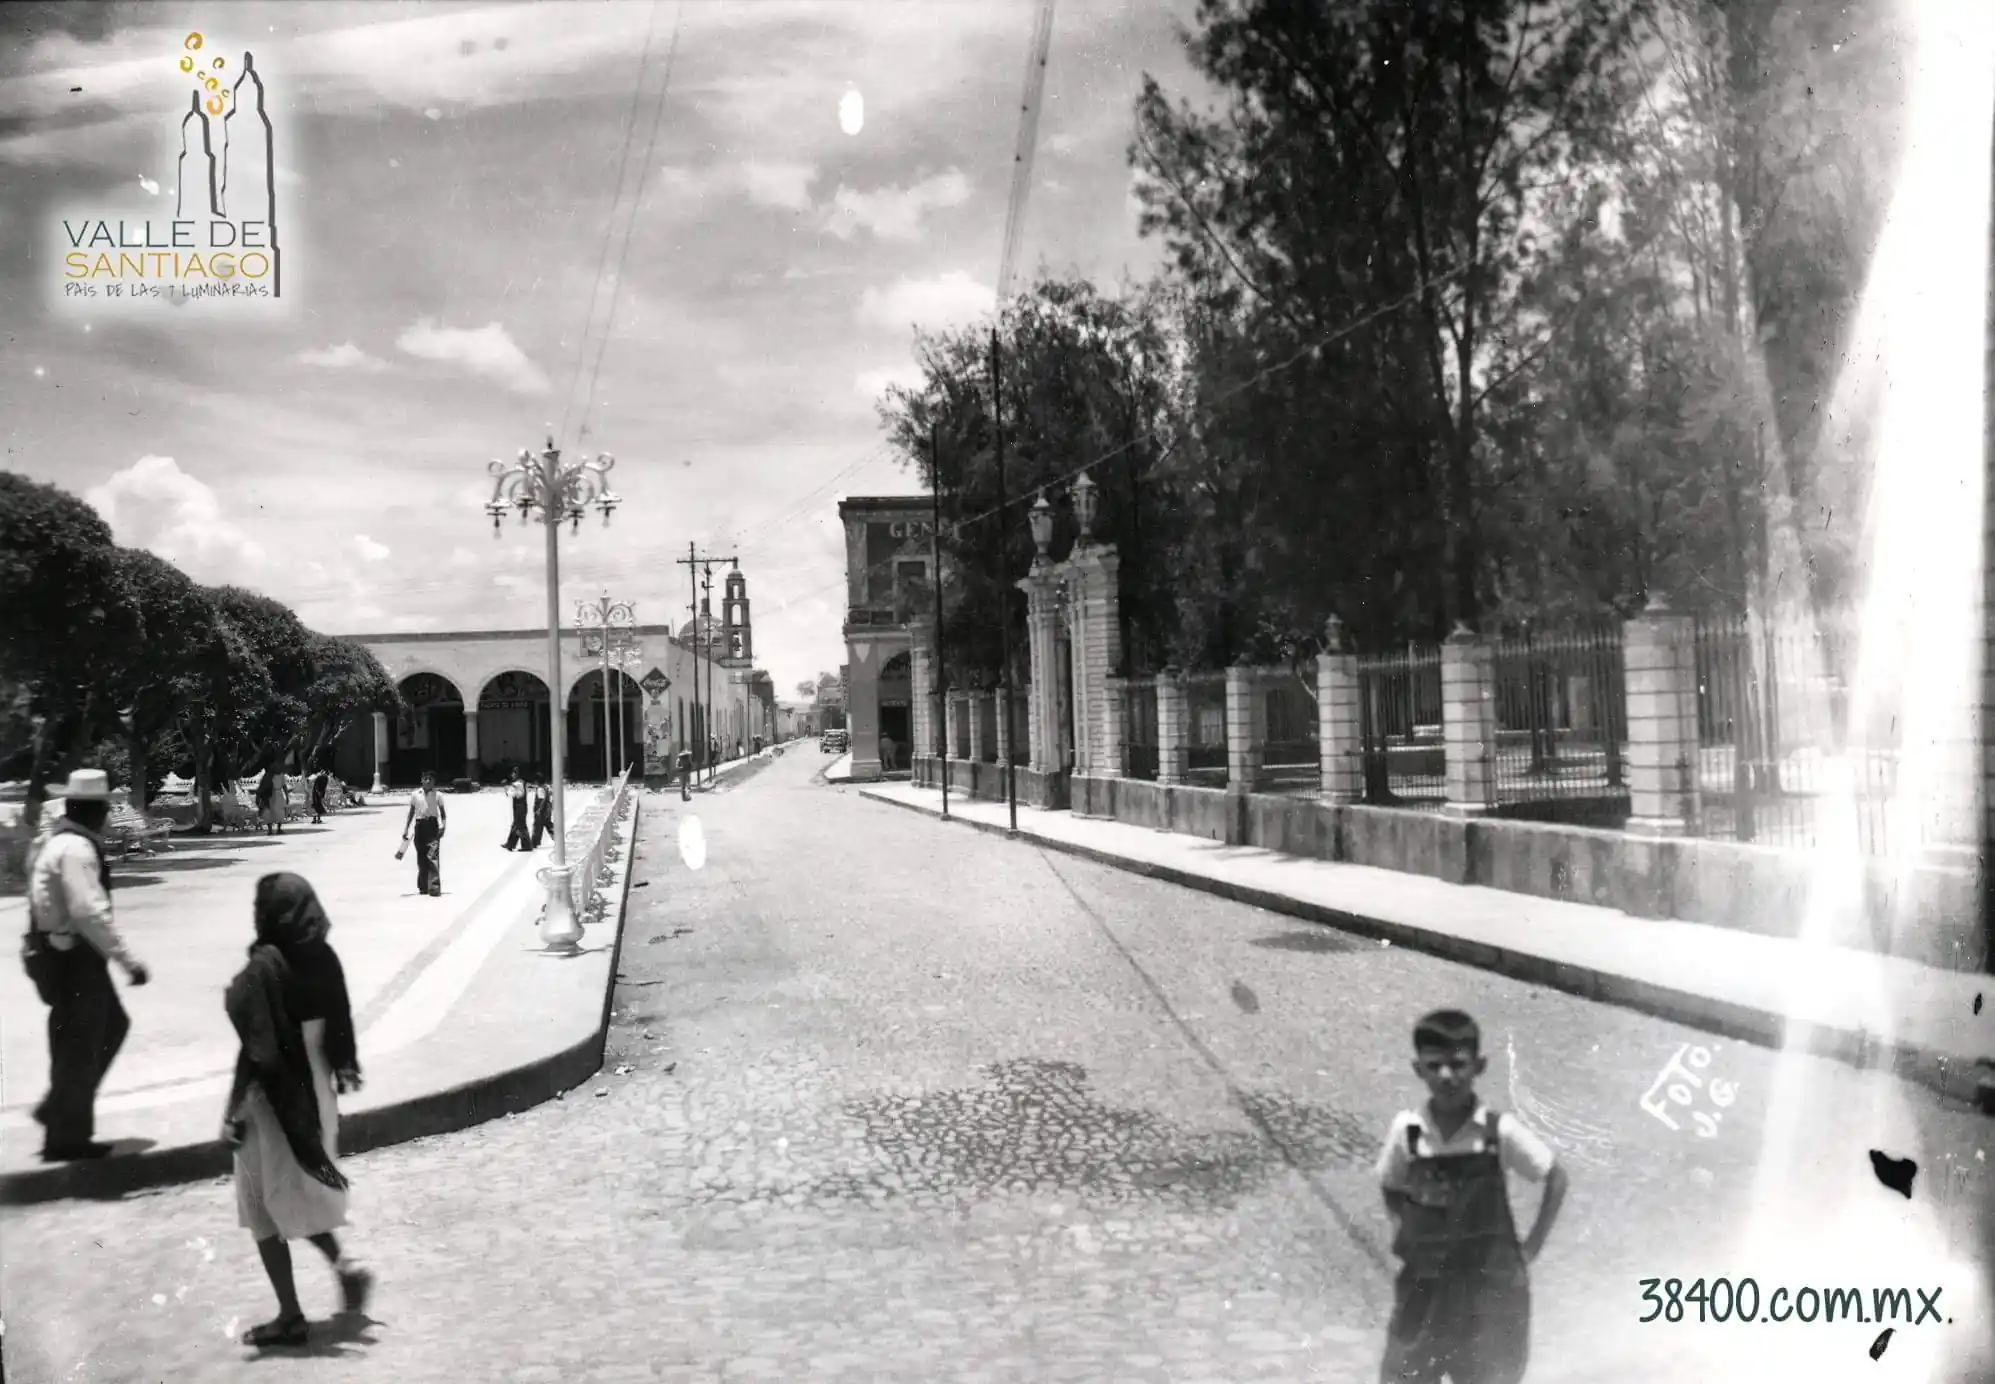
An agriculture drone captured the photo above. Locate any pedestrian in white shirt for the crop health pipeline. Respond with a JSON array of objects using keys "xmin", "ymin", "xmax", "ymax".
[
  {"xmin": 398, "ymin": 771, "xmax": 447, "ymax": 897},
  {"xmin": 21, "ymin": 769, "xmax": 151, "ymax": 1161}
]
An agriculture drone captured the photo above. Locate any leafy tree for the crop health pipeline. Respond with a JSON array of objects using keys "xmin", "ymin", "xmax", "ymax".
[
  {"xmin": 103, "ymin": 548, "xmax": 225, "ymax": 809},
  {"xmin": 206, "ymin": 585, "xmax": 317, "ymax": 773},
  {"xmin": 1131, "ymin": 0, "xmax": 1651, "ymax": 634},
  {"xmin": 297, "ymin": 633, "xmax": 399, "ymax": 772},
  {"xmin": 174, "ymin": 608, "xmax": 274, "ymax": 831},
  {"xmin": 0, "ymin": 473, "xmax": 141, "ymax": 829},
  {"xmin": 879, "ymin": 277, "xmax": 1192, "ymax": 677}
]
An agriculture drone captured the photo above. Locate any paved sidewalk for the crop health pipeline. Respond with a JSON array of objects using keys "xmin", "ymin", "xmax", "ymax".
[
  {"xmin": 1, "ymin": 783, "xmax": 639, "ymax": 1203},
  {"xmin": 860, "ymin": 782, "xmax": 1995, "ymax": 1107}
]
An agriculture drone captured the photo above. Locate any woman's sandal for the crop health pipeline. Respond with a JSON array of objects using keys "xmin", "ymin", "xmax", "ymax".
[{"xmin": 242, "ymin": 1316, "xmax": 309, "ymax": 1347}]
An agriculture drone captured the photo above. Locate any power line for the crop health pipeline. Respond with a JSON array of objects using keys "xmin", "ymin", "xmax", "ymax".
[
  {"xmin": 577, "ymin": 2, "xmax": 686, "ymax": 446},
  {"xmin": 556, "ymin": 0, "xmax": 666, "ymax": 450}
]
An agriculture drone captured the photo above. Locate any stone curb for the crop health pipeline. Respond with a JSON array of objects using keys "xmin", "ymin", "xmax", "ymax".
[
  {"xmin": 859, "ymin": 788, "xmax": 1994, "ymax": 1113},
  {"xmin": 0, "ymin": 798, "xmax": 643, "ymax": 1208}
]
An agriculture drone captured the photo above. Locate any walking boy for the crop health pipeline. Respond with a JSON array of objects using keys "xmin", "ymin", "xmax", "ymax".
[
  {"xmin": 399, "ymin": 771, "xmax": 447, "ymax": 896},
  {"xmin": 676, "ymin": 747, "xmax": 693, "ymax": 801},
  {"xmin": 1376, "ymin": 1010, "xmax": 1567, "ymax": 1384}
]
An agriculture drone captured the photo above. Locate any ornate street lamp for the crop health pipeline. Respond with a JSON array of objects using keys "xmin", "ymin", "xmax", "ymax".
[
  {"xmin": 609, "ymin": 642, "xmax": 645, "ymax": 778},
  {"xmin": 1072, "ymin": 470, "xmax": 1099, "ymax": 546},
  {"xmin": 486, "ymin": 429, "xmax": 620, "ymax": 953},
  {"xmin": 1028, "ymin": 491, "xmax": 1054, "ymax": 564},
  {"xmin": 577, "ymin": 593, "xmax": 636, "ymax": 781}
]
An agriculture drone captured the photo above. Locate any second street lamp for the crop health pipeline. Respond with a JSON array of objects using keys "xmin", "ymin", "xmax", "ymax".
[
  {"xmin": 486, "ymin": 430, "xmax": 619, "ymax": 954},
  {"xmin": 577, "ymin": 593, "xmax": 636, "ymax": 782}
]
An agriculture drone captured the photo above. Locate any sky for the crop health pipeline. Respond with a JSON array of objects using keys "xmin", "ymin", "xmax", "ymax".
[{"xmin": 0, "ymin": 0, "xmax": 1205, "ymax": 698}]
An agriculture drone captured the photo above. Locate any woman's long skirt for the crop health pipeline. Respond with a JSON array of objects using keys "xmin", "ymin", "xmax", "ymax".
[{"xmin": 234, "ymin": 1018, "xmax": 348, "ymax": 1242}]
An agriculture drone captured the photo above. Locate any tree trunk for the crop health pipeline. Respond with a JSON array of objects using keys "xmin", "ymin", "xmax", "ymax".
[{"xmin": 128, "ymin": 729, "xmax": 150, "ymax": 812}]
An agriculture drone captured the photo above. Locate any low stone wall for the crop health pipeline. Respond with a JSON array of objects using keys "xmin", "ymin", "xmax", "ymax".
[
  {"xmin": 914, "ymin": 757, "xmax": 1068, "ymax": 811},
  {"xmin": 1072, "ymin": 782, "xmax": 1980, "ymax": 972}
]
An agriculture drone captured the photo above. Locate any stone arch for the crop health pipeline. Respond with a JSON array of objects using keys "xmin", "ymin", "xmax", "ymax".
[
  {"xmin": 566, "ymin": 667, "xmax": 644, "ymax": 781},
  {"xmin": 474, "ymin": 669, "xmax": 553, "ymax": 781},
  {"xmin": 391, "ymin": 671, "xmax": 467, "ymax": 785}
]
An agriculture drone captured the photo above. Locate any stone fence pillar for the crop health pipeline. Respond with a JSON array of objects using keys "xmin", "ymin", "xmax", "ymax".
[
  {"xmin": 1068, "ymin": 545, "xmax": 1122, "ymax": 779},
  {"xmin": 968, "ymin": 689, "xmax": 987, "ymax": 764},
  {"xmin": 1019, "ymin": 569, "xmax": 1061, "ymax": 774},
  {"xmin": 909, "ymin": 625, "xmax": 935, "ymax": 768},
  {"xmin": 995, "ymin": 687, "xmax": 1012, "ymax": 766},
  {"xmin": 1317, "ymin": 618, "xmax": 1362, "ymax": 804},
  {"xmin": 371, "ymin": 711, "xmax": 389, "ymax": 794},
  {"xmin": 945, "ymin": 692, "xmax": 964, "ymax": 764},
  {"xmin": 1225, "ymin": 661, "xmax": 1265, "ymax": 793},
  {"xmin": 1442, "ymin": 626, "xmax": 1498, "ymax": 813},
  {"xmin": 1624, "ymin": 601, "xmax": 1700, "ymax": 834},
  {"xmin": 1156, "ymin": 669, "xmax": 1188, "ymax": 786}
]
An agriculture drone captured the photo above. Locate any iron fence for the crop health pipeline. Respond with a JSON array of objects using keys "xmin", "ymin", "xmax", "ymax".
[
  {"xmin": 1186, "ymin": 671, "xmax": 1229, "ymax": 787},
  {"xmin": 1261, "ymin": 668, "xmax": 1319, "ymax": 791},
  {"xmin": 1489, "ymin": 624, "xmax": 1628, "ymax": 815},
  {"xmin": 1690, "ymin": 612, "xmax": 1920, "ymax": 853},
  {"xmin": 1356, "ymin": 646, "xmax": 1446, "ymax": 806},
  {"xmin": 1121, "ymin": 678, "xmax": 1159, "ymax": 781}
]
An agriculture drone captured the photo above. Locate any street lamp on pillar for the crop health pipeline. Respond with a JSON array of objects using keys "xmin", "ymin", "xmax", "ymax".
[
  {"xmin": 1028, "ymin": 491, "xmax": 1054, "ymax": 565},
  {"xmin": 1072, "ymin": 470, "xmax": 1099, "ymax": 548},
  {"xmin": 485, "ymin": 429, "xmax": 620, "ymax": 954}
]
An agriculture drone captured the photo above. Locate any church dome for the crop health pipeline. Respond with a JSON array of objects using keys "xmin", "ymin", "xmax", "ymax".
[{"xmin": 677, "ymin": 612, "xmax": 726, "ymax": 646}]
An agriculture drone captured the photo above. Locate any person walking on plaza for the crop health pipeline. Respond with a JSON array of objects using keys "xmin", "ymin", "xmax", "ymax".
[
  {"xmin": 501, "ymin": 769, "xmax": 530, "ymax": 851},
  {"xmin": 223, "ymin": 872, "xmax": 374, "ymax": 1347},
  {"xmin": 308, "ymin": 767, "xmax": 329, "ymax": 825},
  {"xmin": 21, "ymin": 769, "xmax": 150, "ymax": 1161},
  {"xmin": 259, "ymin": 762, "xmax": 290, "ymax": 836},
  {"xmin": 529, "ymin": 774, "xmax": 554, "ymax": 848},
  {"xmin": 676, "ymin": 746, "xmax": 693, "ymax": 800},
  {"xmin": 1376, "ymin": 1009, "xmax": 1567, "ymax": 1384},
  {"xmin": 398, "ymin": 771, "xmax": 447, "ymax": 897}
]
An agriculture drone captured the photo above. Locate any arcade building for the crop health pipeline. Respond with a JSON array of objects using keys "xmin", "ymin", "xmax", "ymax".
[{"xmin": 330, "ymin": 567, "xmax": 778, "ymax": 789}]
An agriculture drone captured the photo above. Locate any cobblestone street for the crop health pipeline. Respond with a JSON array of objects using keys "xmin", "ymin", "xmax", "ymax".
[{"xmin": 4, "ymin": 749, "xmax": 1989, "ymax": 1383}]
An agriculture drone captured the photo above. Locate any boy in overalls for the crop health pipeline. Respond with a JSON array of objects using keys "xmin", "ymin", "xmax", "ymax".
[{"xmin": 1376, "ymin": 1010, "xmax": 1568, "ymax": 1384}]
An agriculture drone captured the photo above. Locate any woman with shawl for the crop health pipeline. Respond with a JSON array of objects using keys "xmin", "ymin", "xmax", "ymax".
[
  {"xmin": 223, "ymin": 873, "xmax": 374, "ymax": 1346},
  {"xmin": 257, "ymin": 763, "xmax": 288, "ymax": 835}
]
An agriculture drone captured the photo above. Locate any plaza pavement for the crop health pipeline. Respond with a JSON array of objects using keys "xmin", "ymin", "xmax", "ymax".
[
  {"xmin": 858, "ymin": 782, "xmax": 1995, "ymax": 1109},
  {"xmin": 0, "ymin": 781, "xmax": 633, "ymax": 1203},
  {"xmin": 5, "ymin": 745, "xmax": 1988, "ymax": 1383}
]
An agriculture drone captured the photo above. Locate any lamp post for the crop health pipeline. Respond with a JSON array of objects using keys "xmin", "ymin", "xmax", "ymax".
[
  {"xmin": 486, "ymin": 430, "xmax": 619, "ymax": 954},
  {"xmin": 577, "ymin": 593, "xmax": 636, "ymax": 782},
  {"xmin": 610, "ymin": 643, "xmax": 644, "ymax": 779}
]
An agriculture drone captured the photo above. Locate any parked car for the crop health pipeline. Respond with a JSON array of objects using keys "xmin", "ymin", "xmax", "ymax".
[{"xmin": 820, "ymin": 729, "xmax": 849, "ymax": 753}]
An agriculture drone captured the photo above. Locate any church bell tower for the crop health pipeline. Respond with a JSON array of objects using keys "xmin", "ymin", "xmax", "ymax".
[{"xmin": 720, "ymin": 563, "xmax": 752, "ymax": 667}]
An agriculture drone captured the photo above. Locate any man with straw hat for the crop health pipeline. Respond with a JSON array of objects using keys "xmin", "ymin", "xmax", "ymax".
[{"xmin": 21, "ymin": 769, "xmax": 151, "ymax": 1161}]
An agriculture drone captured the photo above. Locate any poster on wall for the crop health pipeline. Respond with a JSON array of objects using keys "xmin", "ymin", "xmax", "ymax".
[{"xmin": 862, "ymin": 516, "xmax": 932, "ymax": 605}]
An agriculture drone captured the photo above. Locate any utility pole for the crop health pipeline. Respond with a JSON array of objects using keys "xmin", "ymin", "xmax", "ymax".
[
  {"xmin": 991, "ymin": 327, "xmax": 1018, "ymax": 834},
  {"xmin": 931, "ymin": 417, "xmax": 949, "ymax": 820},
  {"xmin": 678, "ymin": 546, "xmax": 738, "ymax": 787}
]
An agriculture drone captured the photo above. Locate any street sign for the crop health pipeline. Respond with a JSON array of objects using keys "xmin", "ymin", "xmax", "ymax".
[{"xmin": 640, "ymin": 667, "xmax": 671, "ymax": 699}]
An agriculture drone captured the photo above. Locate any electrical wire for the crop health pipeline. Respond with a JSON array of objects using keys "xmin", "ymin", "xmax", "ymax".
[
  {"xmin": 575, "ymin": 3, "xmax": 687, "ymax": 448},
  {"xmin": 556, "ymin": 0, "xmax": 666, "ymax": 451}
]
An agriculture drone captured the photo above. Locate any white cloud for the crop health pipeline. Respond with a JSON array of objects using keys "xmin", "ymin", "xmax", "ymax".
[
  {"xmin": 856, "ymin": 271, "xmax": 995, "ymax": 334},
  {"xmin": 853, "ymin": 364, "xmax": 925, "ymax": 402},
  {"xmin": 446, "ymin": 545, "xmax": 479, "ymax": 570},
  {"xmin": 84, "ymin": 456, "xmax": 267, "ymax": 579},
  {"xmin": 740, "ymin": 161, "xmax": 817, "ymax": 211},
  {"xmin": 395, "ymin": 318, "xmax": 551, "ymax": 395},
  {"xmin": 824, "ymin": 169, "xmax": 972, "ymax": 243},
  {"xmin": 296, "ymin": 342, "xmax": 390, "ymax": 372},
  {"xmin": 355, "ymin": 534, "xmax": 391, "ymax": 563}
]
